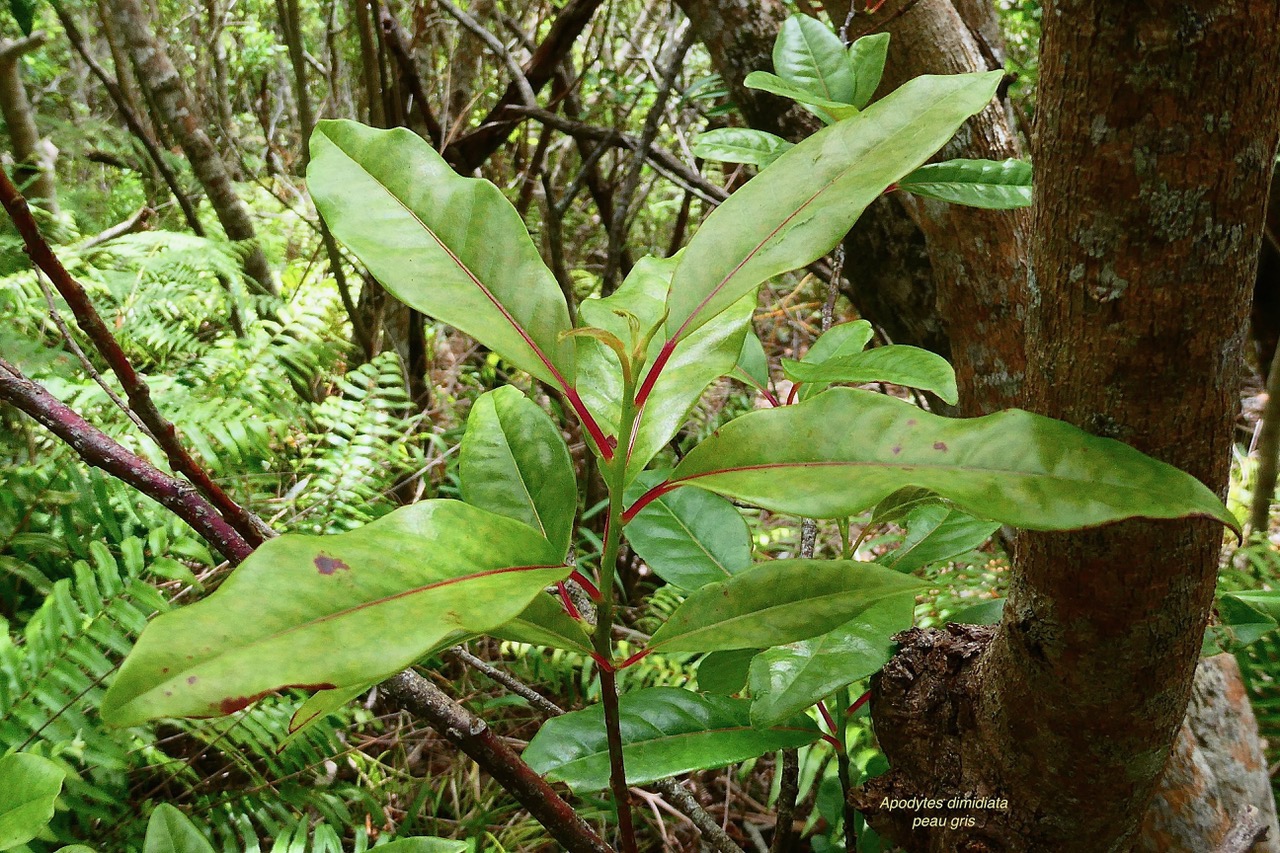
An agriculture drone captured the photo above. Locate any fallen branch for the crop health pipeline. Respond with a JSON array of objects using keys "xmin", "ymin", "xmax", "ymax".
[{"xmin": 79, "ymin": 206, "xmax": 154, "ymax": 250}]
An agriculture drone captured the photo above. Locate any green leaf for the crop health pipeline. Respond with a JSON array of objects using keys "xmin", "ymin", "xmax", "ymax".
[
  {"xmin": 748, "ymin": 593, "xmax": 914, "ymax": 727},
  {"xmin": 773, "ymin": 14, "xmax": 858, "ymax": 104},
  {"xmin": 868, "ymin": 487, "xmax": 941, "ymax": 527},
  {"xmin": 101, "ymin": 501, "xmax": 568, "ymax": 726},
  {"xmin": 898, "ymin": 158, "xmax": 1033, "ymax": 210},
  {"xmin": 576, "ymin": 256, "xmax": 753, "ymax": 480},
  {"xmin": 648, "ymin": 559, "xmax": 924, "ymax": 652},
  {"xmin": 847, "ymin": 33, "xmax": 891, "ymax": 108},
  {"xmin": 785, "ymin": 344, "xmax": 959, "ymax": 405},
  {"xmin": 144, "ymin": 804, "xmax": 214, "ymax": 853},
  {"xmin": 1215, "ymin": 592, "xmax": 1280, "ymax": 647},
  {"xmin": 734, "ymin": 329, "xmax": 770, "ymax": 392},
  {"xmin": 287, "ymin": 682, "xmax": 375, "ymax": 737},
  {"xmin": 523, "ymin": 687, "xmax": 819, "ymax": 790},
  {"xmin": 374, "ymin": 840, "xmax": 469, "ymax": 853},
  {"xmin": 460, "ymin": 386, "xmax": 577, "ymax": 555},
  {"xmin": 308, "ymin": 121, "xmax": 575, "ymax": 388},
  {"xmin": 0, "ymin": 753, "xmax": 64, "ymax": 851},
  {"xmin": 670, "ymin": 387, "xmax": 1239, "ymax": 533},
  {"xmin": 488, "ymin": 592, "xmax": 593, "ymax": 653},
  {"xmin": 950, "ymin": 598, "xmax": 1005, "ymax": 626},
  {"xmin": 665, "ymin": 71, "xmax": 1003, "ymax": 342},
  {"xmin": 698, "ymin": 649, "xmax": 758, "ymax": 695},
  {"xmin": 804, "ymin": 320, "xmax": 874, "ymax": 364},
  {"xmin": 743, "ymin": 72, "xmax": 858, "ymax": 122},
  {"xmin": 692, "ymin": 128, "xmax": 794, "ymax": 167},
  {"xmin": 877, "ymin": 504, "xmax": 999, "ymax": 573},
  {"xmin": 7, "ymin": 0, "xmax": 36, "ymax": 36},
  {"xmin": 624, "ymin": 471, "xmax": 752, "ymax": 589},
  {"xmin": 56, "ymin": 846, "xmax": 97, "ymax": 853}
]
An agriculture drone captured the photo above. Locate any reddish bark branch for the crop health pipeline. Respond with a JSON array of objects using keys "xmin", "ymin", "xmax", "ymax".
[
  {"xmin": 0, "ymin": 358, "xmax": 255, "ymax": 564},
  {"xmin": 0, "ymin": 168, "xmax": 271, "ymax": 549}
]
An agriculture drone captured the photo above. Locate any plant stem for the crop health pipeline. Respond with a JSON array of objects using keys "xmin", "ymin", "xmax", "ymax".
[
  {"xmin": 594, "ymin": 370, "xmax": 641, "ymax": 853},
  {"xmin": 838, "ymin": 688, "xmax": 857, "ymax": 852}
]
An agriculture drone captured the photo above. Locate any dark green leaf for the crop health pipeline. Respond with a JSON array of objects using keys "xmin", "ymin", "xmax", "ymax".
[
  {"xmin": 522, "ymin": 687, "xmax": 820, "ymax": 790},
  {"xmin": 460, "ymin": 386, "xmax": 577, "ymax": 554},
  {"xmin": 308, "ymin": 121, "xmax": 575, "ymax": 388},
  {"xmin": 698, "ymin": 649, "xmax": 758, "ymax": 695},
  {"xmin": 868, "ymin": 487, "xmax": 940, "ymax": 527},
  {"xmin": 670, "ymin": 388, "xmax": 1238, "ymax": 533},
  {"xmin": 847, "ymin": 33, "xmax": 891, "ymax": 108},
  {"xmin": 665, "ymin": 72, "xmax": 1002, "ymax": 342},
  {"xmin": 101, "ymin": 502, "xmax": 568, "ymax": 726},
  {"xmin": 0, "ymin": 752, "xmax": 64, "ymax": 850},
  {"xmin": 773, "ymin": 14, "xmax": 857, "ymax": 104},
  {"xmin": 877, "ymin": 504, "xmax": 999, "ymax": 573},
  {"xmin": 489, "ymin": 592, "xmax": 593, "ymax": 653},
  {"xmin": 748, "ymin": 593, "xmax": 914, "ymax": 727},
  {"xmin": 898, "ymin": 158, "xmax": 1033, "ymax": 210},
  {"xmin": 624, "ymin": 471, "xmax": 753, "ymax": 589},
  {"xmin": 692, "ymin": 128, "xmax": 794, "ymax": 167},
  {"xmin": 143, "ymin": 804, "xmax": 214, "ymax": 853},
  {"xmin": 785, "ymin": 344, "xmax": 959, "ymax": 405},
  {"xmin": 949, "ymin": 598, "xmax": 1005, "ymax": 626},
  {"xmin": 8, "ymin": 0, "xmax": 36, "ymax": 35},
  {"xmin": 734, "ymin": 329, "xmax": 770, "ymax": 392},
  {"xmin": 648, "ymin": 559, "xmax": 924, "ymax": 652}
]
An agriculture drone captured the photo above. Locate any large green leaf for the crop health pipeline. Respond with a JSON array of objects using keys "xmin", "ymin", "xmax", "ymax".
[
  {"xmin": 743, "ymin": 72, "xmax": 857, "ymax": 122},
  {"xmin": 0, "ymin": 753, "xmax": 64, "ymax": 851},
  {"xmin": 668, "ymin": 388, "xmax": 1238, "ymax": 532},
  {"xmin": 308, "ymin": 120, "xmax": 575, "ymax": 388},
  {"xmin": 877, "ymin": 504, "xmax": 999, "ymax": 573},
  {"xmin": 748, "ymin": 593, "xmax": 914, "ymax": 728},
  {"xmin": 648, "ymin": 559, "xmax": 924, "ymax": 653},
  {"xmin": 523, "ymin": 687, "xmax": 819, "ymax": 790},
  {"xmin": 848, "ymin": 33, "xmax": 891, "ymax": 108},
  {"xmin": 101, "ymin": 501, "xmax": 568, "ymax": 726},
  {"xmin": 624, "ymin": 471, "xmax": 752, "ymax": 589},
  {"xmin": 773, "ymin": 14, "xmax": 857, "ymax": 104},
  {"xmin": 460, "ymin": 386, "xmax": 577, "ymax": 555},
  {"xmin": 143, "ymin": 804, "xmax": 214, "ymax": 853},
  {"xmin": 692, "ymin": 128, "xmax": 794, "ymax": 167},
  {"xmin": 576, "ymin": 256, "xmax": 753, "ymax": 480},
  {"xmin": 698, "ymin": 649, "xmax": 758, "ymax": 695},
  {"xmin": 663, "ymin": 71, "xmax": 1002, "ymax": 343},
  {"xmin": 898, "ymin": 158, "xmax": 1033, "ymax": 210},
  {"xmin": 785, "ymin": 344, "xmax": 959, "ymax": 405}
]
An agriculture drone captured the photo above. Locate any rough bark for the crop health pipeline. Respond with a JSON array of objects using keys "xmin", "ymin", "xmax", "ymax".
[
  {"xmin": 106, "ymin": 0, "xmax": 277, "ymax": 296},
  {"xmin": 0, "ymin": 33, "xmax": 59, "ymax": 215},
  {"xmin": 855, "ymin": 3, "xmax": 1280, "ymax": 850}
]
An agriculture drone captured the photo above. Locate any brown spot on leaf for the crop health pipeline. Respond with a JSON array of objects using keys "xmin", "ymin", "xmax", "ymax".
[
  {"xmin": 217, "ymin": 682, "xmax": 338, "ymax": 715},
  {"xmin": 314, "ymin": 553, "xmax": 350, "ymax": 575},
  {"xmin": 187, "ymin": 676, "xmax": 198, "ymax": 685},
  {"xmin": 933, "ymin": 442, "xmax": 948, "ymax": 451},
  {"xmin": 892, "ymin": 445, "xmax": 902, "ymax": 455}
]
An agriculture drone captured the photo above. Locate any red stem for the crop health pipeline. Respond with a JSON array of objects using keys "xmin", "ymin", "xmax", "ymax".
[
  {"xmin": 787, "ymin": 382, "xmax": 800, "ymax": 405},
  {"xmin": 634, "ymin": 337, "xmax": 678, "ymax": 408},
  {"xmin": 621, "ymin": 479, "xmax": 681, "ymax": 524},
  {"xmin": 569, "ymin": 570, "xmax": 602, "ymax": 602},
  {"xmin": 618, "ymin": 648, "xmax": 653, "ymax": 669},
  {"xmin": 818, "ymin": 699, "xmax": 839, "ymax": 738},
  {"xmin": 564, "ymin": 386, "xmax": 614, "ymax": 462},
  {"xmin": 848, "ymin": 689, "xmax": 872, "ymax": 716},
  {"xmin": 598, "ymin": 667, "xmax": 638, "ymax": 853},
  {"xmin": 557, "ymin": 582, "xmax": 583, "ymax": 620}
]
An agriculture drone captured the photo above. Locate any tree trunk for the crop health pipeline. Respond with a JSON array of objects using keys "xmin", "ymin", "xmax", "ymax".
[
  {"xmin": 352, "ymin": 0, "xmax": 385, "ymax": 127},
  {"xmin": 854, "ymin": 3, "xmax": 1280, "ymax": 850},
  {"xmin": 106, "ymin": 0, "xmax": 276, "ymax": 296},
  {"xmin": 0, "ymin": 33, "xmax": 59, "ymax": 215}
]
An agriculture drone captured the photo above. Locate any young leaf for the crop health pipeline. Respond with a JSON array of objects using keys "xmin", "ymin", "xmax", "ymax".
[
  {"xmin": 698, "ymin": 649, "xmax": 759, "ymax": 695},
  {"xmin": 576, "ymin": 256, "xmax": 753, "ymax": 480},
  {"xmin": 869, "ymin": 486, "xmax": 941, "ymax": 527},
  {"xmin": 748, "ymin": 593, "xmax": 914, "ymax": 728},
  {"xmin": 0, "ymin": 753, "xmax": 64, "ymax": 851},
  {"xmin": 647, "ymin": 559, "xmax": 924, "ymax": 653},
  {"xmin": 522, "ymin": 687, "xmax": 819, "ymax": 791},
  {"xmin": 692, "ymin": 128, "xmax": 794, "ymax": 167},
  {"xmin": 743, "ymin": 71, "xmax": 858, "ymax": 122},
  {"xmin": 848, "ymin": 33, "xmax": 891, "ymax": 108},
  {"xmin": 784, "ymin": 344, "xmax": 959, "ymax": 405},
  {"xmin": 308, "ymin": 121, "xmax": 575, "ymax": 388},
  {"xmin": 100, "ymin": 501, "xmax": 568, "ymax": 727},
  {"xmin": 288, "ymin": 682, "xmax": 376, "ymax": 736},
  {"xmin": 897, "ymin": 158, "xmax": 1033, "ymax": 210},
  {"xmin": 664, "ymin": 71, "xmax": 1003, "ymax": 343},
  {"xmin": 669, "ymin": 388, "xmax": 1239, "ymax": 533},
  {"xmin": 734, "ymin": 328, "xmax": 771, "ymax": 392},
  {"xmin": 624, "ymin": 471, "xmax": 753, "ymax": 589},
  {"xmin": 950, "ymin": 598, "xmax": 1005, "ymax": 626},
  {"xmin": 773, "ymin": 14, "xmax": 858, "ymax": 104},
  {"xmin": 460, "ymin": 386, "xmax": 577, "ymax": 555},
  {"xmin": 877, "ymin": 504, "xmax": 999, "ymax": 573},
  {"xmin": 804, "ymin": 319, "xmax": 874, "ymax": 364},
  {"xmin": 143, "ymin": 804, "xmax": 215, "ymax": 853}
]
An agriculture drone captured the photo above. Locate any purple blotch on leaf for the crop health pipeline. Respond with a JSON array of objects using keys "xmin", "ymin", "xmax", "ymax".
[
  {"xmin": 315, "ymin": 553, "xmax": 351, "ymax": 575},
  {"xmin": 187, "ymin": 675, "xmax": 198, "ymax": 685},
  {"xmin": 892, "ymin": 445, "xmax": 902, "ymax": 455},
  {"xmin": 934, "ymin": 441, "xmax": 948, "ymax": 451}
]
